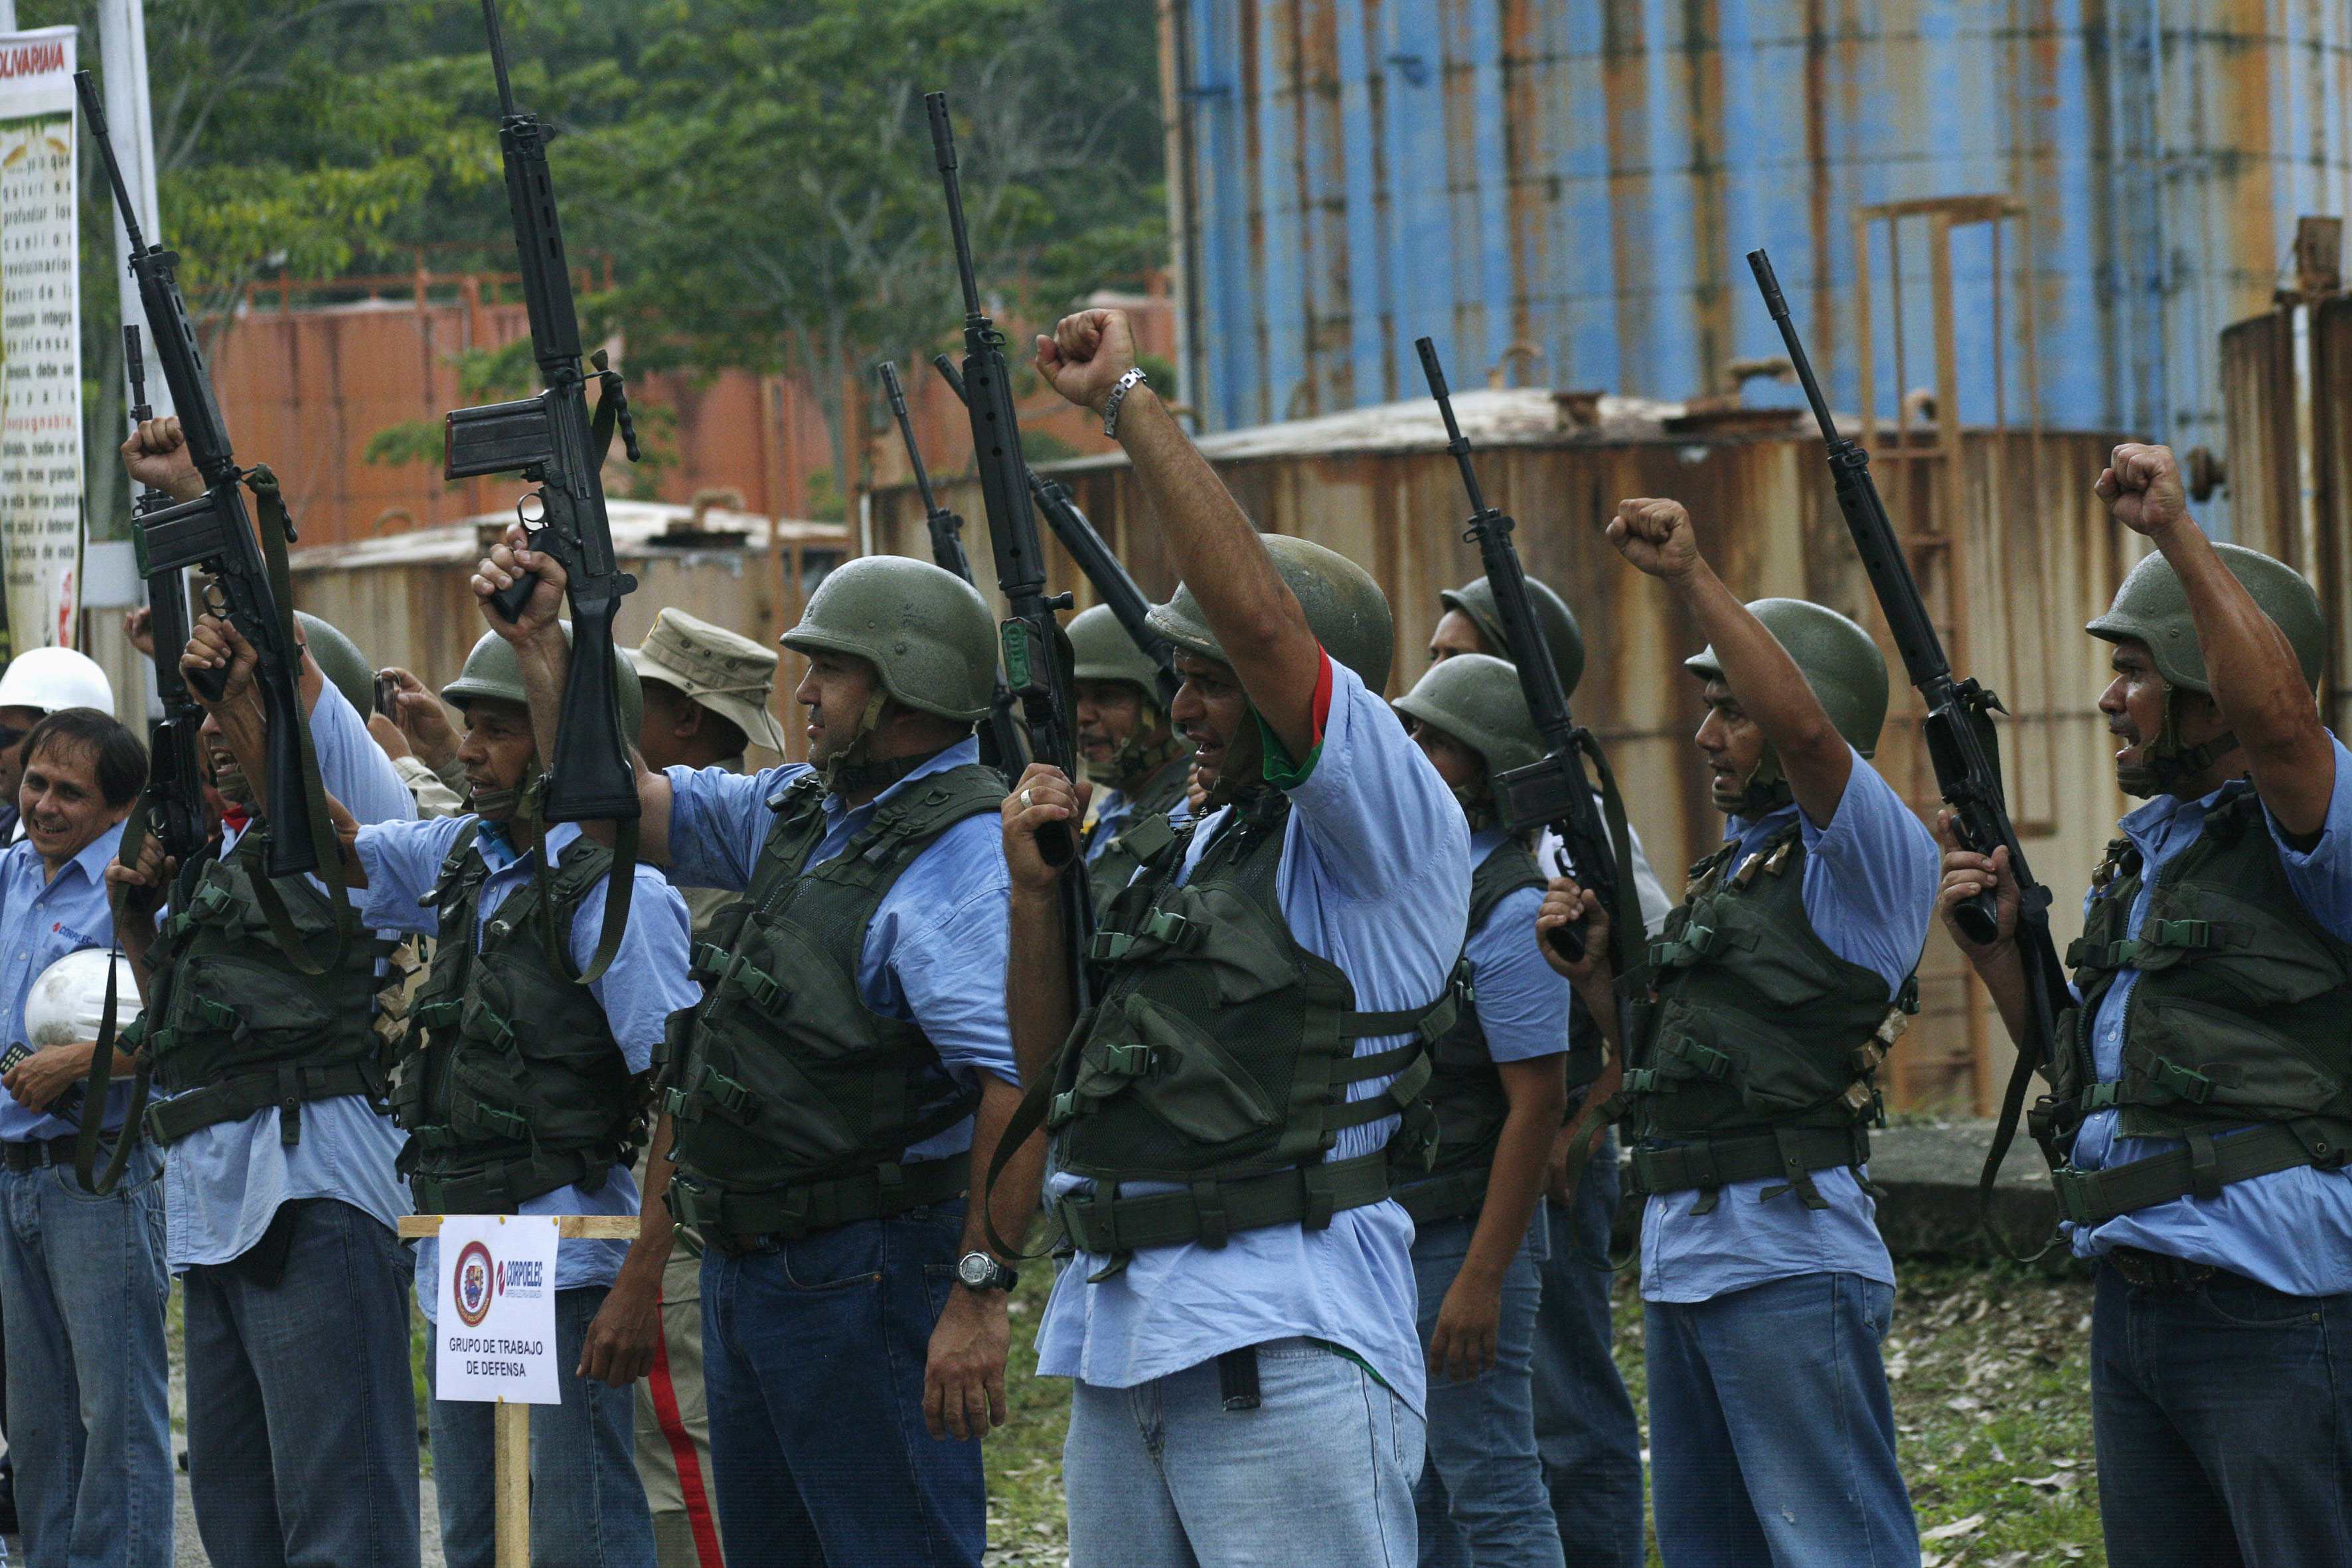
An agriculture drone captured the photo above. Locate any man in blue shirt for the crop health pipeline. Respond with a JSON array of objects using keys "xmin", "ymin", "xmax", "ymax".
[
  {"xmin": 114, "ymin": 615, "xmax": 421, "ymax": 1568},
  {"xmin": 0, "ymin": 707, "xmax": 168, "ymax": 1567},
  {"xmin": 1429, "ymin": 574, "xmax": 1669, "ymax": 1568},
  {"xmin": 1548, "ymin": 497, "xmax": 1934, "ymax": 1566},
  {"xmin": 1940, "ymin": 444, "xmax": 2352, "ymax": 1567},
  {"xmin": 471, "ymin": 532, "xmax": 1038, "ymax": 1568},
  {"xmin": 1008, "ymin": 305, "xmax": 1468, "ymax": 1567},
  {"xmin": 1392, "ymin": 653, "xmax": 1571, "ymax": 1568},
  {"xmin": 1069, "ymin": 603, "xmax": 1191, "ymax": 914},
  {"xmin": 194, "ymin": 610, "xmax": 695, "ymax": 1568}
]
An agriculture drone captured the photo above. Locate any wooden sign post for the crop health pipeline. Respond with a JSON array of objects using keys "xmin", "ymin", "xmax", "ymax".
[{"xmin": 399, "ymin": 1214, "xmax": 640, "ymax": 1567}]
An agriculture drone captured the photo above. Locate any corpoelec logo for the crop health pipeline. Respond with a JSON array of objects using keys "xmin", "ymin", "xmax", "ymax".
[{"xmin": 452, "ymin": 1240, "xmax": 495, "ymax": 1327}]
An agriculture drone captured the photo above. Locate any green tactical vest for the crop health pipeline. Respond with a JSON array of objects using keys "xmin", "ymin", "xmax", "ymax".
[
  {"xmin": 1624, "ymin": 824, "xmax": 1915, "ymax": 1202},
  {"xmin": 1084, "ymin": 753, "xmax": 1195, "ymax": 916},
  {"xmin": 1393, "ymin": 837, "xmax": 1547, "ymax": 1226},
  {"xmin": 1046, "ymin": 789, "xmax": 1454, "ymax": 1257},
  {"xmin": 2055, "ymin": 785, "xmax": 2352, "ymax": 1154},
  {"xmin": 659, "ymin": 763, "xmax": 1006, "ymax": 1241},
  {"xmin": 391, "ymin": 823, "xmax": 645, "ymax": 1214},
  {"xmin": 135, "ymin": 828, "xmax": 395, "ymax": 1147}
]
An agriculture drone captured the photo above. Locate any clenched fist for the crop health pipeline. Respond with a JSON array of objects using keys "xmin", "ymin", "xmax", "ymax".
[
  {"xmin": 1036, "ymin": 309, "xmax": 1141, "ymax": 416},
  {"xmin": 1605, "ymin": 497, "xmax": 1701, "ymax": 580},
  {"xmin": 2094, "ymin": 444, "xmax": 2187, "ymax": 539}
]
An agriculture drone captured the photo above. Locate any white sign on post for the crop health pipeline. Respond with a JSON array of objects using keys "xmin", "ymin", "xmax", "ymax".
[
  {"xmin": 434, "ymin": 1215, "xmax": 562, "ymax": 1406},
  {"xmin": 0, "ymin": 26, "xmax": 84, "ymax": 657}
]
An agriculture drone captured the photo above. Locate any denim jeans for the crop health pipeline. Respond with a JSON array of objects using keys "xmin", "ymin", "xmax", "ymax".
[
  {"xmin": 1064, "ymin": 1336, "xmax": 1425, "ymax": 1567},
  {"xmin": 1645, "ymin": 1271, "xmax": 1917, "ymax": 1567},
  {"xmin": 1411, "ymin": 1214, "xmax": 1561, "ymax": 1568},
  {"xmin": 699, "ymin": 1200, "xmax": 982, "ymax": 1568},
  {"xmin": 2090, "ymin": 1261, "xmax": 2352, "ymax": 1565},
  {"xmin": 0, "ymin": 1143, "xmax": 172, "ymax": 1568},
  {"xmin": 428, "ymin": 1284, "xmax": 654, "ymax": 1568},
  {"xmin": 1529, "ymin": 1127, "xmax": 1644, "ymax": 1568},
  {"xmin": 182, "ymin": 1199, "xmax": 420, "ymax": 1568}
]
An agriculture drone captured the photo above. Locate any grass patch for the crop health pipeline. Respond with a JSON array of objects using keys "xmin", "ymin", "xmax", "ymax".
[{"xmin": 980, "ymin": 1257, "xmax": 2106, "ymax": 1567}]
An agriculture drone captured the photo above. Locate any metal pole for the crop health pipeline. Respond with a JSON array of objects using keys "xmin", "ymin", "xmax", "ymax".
[
  {"xmin": 98, "ymin": 0, "xmax": 169, "ymax": 419},
  {"xmin": 0, "ymin": 6, "xmax": 19, "ymax": 34}
]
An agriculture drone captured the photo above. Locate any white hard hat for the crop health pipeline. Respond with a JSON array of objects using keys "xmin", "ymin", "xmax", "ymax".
[
  {"xmin": 23, "ymin": 949, "xmax": 142, "ymax": 1048},
  {"xmin": 0, "ymin": 647, "xmax": 114, "ymax": 718}
]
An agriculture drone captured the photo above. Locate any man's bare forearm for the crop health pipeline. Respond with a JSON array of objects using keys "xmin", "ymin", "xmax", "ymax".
[
  {"xmin": 2157, "ymin": 518, "xmax": 2327, "ymax": 763},
  {"xmin": 1004, "ymin": 886, "xmax": 1075, "ymax": 1087},
  {"xmin": 619, "ymin": 1112, "xmax": 679, "ymax": 1286}
]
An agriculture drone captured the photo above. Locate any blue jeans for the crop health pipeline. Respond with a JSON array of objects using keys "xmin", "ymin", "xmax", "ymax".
[
  {"xmin": 0, "ymin": 1143, "xmax": 172, "ymax": 1568},
  {"xmin": 1411, "ymin": 1214, "xmax": 1561, "ymax": 1568},
  {"xmin": 699, "ymin": 1201, "xmax": 982, "ymax": 1568},
  {"xmin": 183, "ymin": 1199, "xmax": 420, "ymax": 1568},
  {"xmin": 2090, "ymin": 1261, "xmax": 2352, "ymax": 1565},
  {"xmin": 1646, "ymin": 1272, "xmax": 1917, "ymax": 1567},
  {"xmin": 1529, "ymin": 1127, "xmax": 1644, "ymax": 1568},
  {"xmin": 1064, "ymin": 1336, "xmax": 1425, "ymax": 1567},
  {"xmin": 428, "ymin": 1284, "xmax": 654, "ymax": 1568}
]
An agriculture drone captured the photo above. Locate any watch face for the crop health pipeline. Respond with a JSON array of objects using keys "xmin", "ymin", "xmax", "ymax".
[{"xmin": 957, "ymin": 1253, "xmax": 994, "ymax": 1287}]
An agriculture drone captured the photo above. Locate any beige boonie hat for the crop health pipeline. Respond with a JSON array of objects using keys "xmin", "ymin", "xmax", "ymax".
[{"xmin": 629, "ymin": 607, "xmax": 790, "ymax": 754}]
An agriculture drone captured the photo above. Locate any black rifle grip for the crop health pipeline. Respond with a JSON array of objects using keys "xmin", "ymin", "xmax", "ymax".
[
  {"xmin": 1954, "ymin": 886, "xmax": 2005, "ymax": 947},
  {"xmin": 186, "ymin": 661, "xmax": 228, "ymax": 704},
  {"xmin": 1545, "ymin": 917, "xmax": 1589, "ymax": 965},
  {"xmin": 1037, "ymin": 820, "xmax": 1077, "ymax": 867},
  {"xmin": 491, "ymin": 571, "xmax": 538, "ymax": 623}
]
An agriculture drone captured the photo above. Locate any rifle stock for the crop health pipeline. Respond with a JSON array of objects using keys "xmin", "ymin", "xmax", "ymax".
[{"xmin": 1746, "ymin": 247, "xmax": 2073, "ymax": 1211}]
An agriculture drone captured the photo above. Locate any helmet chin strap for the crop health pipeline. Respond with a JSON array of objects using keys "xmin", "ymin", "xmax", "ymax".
[
  {"xmin": 1720, "ymin": 744, "xmax": 1796, "ymax": 819},
  {"xmin": 2117, "ymin": 686, "xmax": 2238, "ymax": 799},
  {"xmin": 1452, "ymin": 781, "xmax": 1497, "ymax": 832},
  {"xmin": 1085, "ymin": 710, "xmax": 1185, "ymax": 788},
  {"xmin": 821, "ymin": 689, "xmax": 936, "ymax": 797}
]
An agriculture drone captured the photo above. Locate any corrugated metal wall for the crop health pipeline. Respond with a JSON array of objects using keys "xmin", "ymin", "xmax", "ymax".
[
  {"xmin": 1167, "ymin": 0, "xmax": 2352, "ymax": 529},
  {"xmin": 868, "ymin": 419, "xmax": 2140, "ymax": 1115}
]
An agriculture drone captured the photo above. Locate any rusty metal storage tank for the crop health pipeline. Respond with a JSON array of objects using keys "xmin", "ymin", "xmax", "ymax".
[{"xmin": 1158, "ymin": 0, "xmax": 2352, "ymax": 512}]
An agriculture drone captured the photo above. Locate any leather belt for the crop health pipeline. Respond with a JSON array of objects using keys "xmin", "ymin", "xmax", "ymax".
[{"xmin": 2104, "ymin": 1245, "xmax": 2223, "ymax": 1291}]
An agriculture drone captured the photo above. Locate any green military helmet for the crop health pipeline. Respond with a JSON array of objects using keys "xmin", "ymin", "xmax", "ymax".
[
  {"xmin": 781, "ymin": 554, "xmax": 996, "ymax": 723},
  {"xmin": 1067, "ymin": 603, "xmax": 1164, "ymax": 696},
  {"xmin": 441, "ymin": 625, "xmax": 643, "ymax": 742},
  {"xmin": 295, "ymin": 612, "xmax": 374, "ymax": 719},
  {"xmin": 1686, "ymin": 598, "xmax": 1890, "ymax": 757},
  {"xmin": 1439, "ymin": 575, "xmax": 1585, "ymax": 702},
  {"xmin": 1147, "ymin": 534, "xmax": 1393, "ymax": 690},
  {"xmin": 2088, "ymin": 543, "xmax": 2326, "ymax": 693},
  {"xmin": 1393, "ymin": 653, "xmax": 1544, "ymax": 777}
]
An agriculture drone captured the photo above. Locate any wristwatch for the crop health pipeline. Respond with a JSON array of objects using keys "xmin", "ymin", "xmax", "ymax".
[{"xmin": 955, "ymin": 1251, "xmax": 1018, "ymax": 1293}]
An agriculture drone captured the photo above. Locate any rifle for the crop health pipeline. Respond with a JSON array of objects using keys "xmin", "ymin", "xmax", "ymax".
[
  {"xmin": 443, "ymin": 0, "xmax": 643, "ymax": 982},
  {"xmin": 932, "ymin": 356, "xmax": 1180, "ymax": 710},
  {"xmin": 1747, "ymin": 247, "xmax": 2072, "ymax": 1213},
  {"xmin": 929, "ymin": 92, "xmax": 1099, "ymax": 1255},
  {"xmin": 76, "ymin": 72, "xmax": 337, "ymax": 892},
  {"xmin": 123, "ymin": 325, "xmax": 207, "ymax": 869},
  {"xmin": 925, "ymin": 93, "xmax": 1084, "ymax": 865},
  {"xmin": 875, "ymin": 359, "xmax": 1028, "ymax": 777},
  {"xmin": 1415, "ymin": 339, "xmax": 1641, "ymax": 975}
]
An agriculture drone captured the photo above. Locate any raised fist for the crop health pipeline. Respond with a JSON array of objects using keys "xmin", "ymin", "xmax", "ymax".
[{"xmin": 2094, "ymin": 444, "xmax": 2187, "ymax": 538}]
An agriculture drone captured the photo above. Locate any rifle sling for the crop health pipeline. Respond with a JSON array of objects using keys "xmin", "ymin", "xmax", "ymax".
[
  {"xmin": 522, "ymin": 803, "xmax": 637, "ymax": 988},
  {"xmin": 1551, "ymin": 727, "xmax": 1647, "ymax": 1205},
  {"xmin": 72, "ymin": 933, "xmax": 155, "ymax": 1196}
]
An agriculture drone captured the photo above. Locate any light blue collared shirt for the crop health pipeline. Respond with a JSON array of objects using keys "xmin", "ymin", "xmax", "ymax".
[
  {"xmin": 1036, "ymin": 658, "xmax": 1472, "ymax": 1416},
  {"xmin": 1638, "ymin": 749, "xmax": 1938, "ymax": 1305},
  {"xmin": 662, "ymin": 736, "xmax": 1018, "ymax": 1161},
  {"xmin": 2066, "ymin": 739, "xmax": 2352, "ymax": 1296},
  {"xmin": 356, "ymin": 812, "xmax": 697, "ymax": 1319},
  {"xmin": 1464, "ymin": 825, "xmax": 1573, "ymax": 1067},
  {"xmin": 0, "ymin": 820, "xmax": 128, "ymax": 1142},
  {"xmin": 160, "ymin": 684, "xmax": 418, "ymax": 1270}
]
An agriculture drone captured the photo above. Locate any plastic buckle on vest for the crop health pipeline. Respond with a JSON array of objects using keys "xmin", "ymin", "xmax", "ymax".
[
  {"xmin": 730, "ymin": 963, "xmax": 785, "ymax": 1011},
  {"xmin": 1191, "ymin": 1180, "xmax": 1231, "ymax": 1248},
  {"xmin": 1667, "ymin": 1038, "xmax": 1733, "ymax": 1081},
  {"xmin": 191, "ymin": 882, "xmax": 234, "ymax": 919},
  {"xmin": 1050, "ymin": 1090, "xmax": 1079, "ymax": 1128},
  {"xmin": 2149, "ymin": 1057, "xmax": 2215, "ymax": 1105},
  {"xmin": 2147, "ymin": 918, "xmax": 2213, "ymax": 951},
  {"xmin": 690, "ymin": 942, "xmax": 730, "ymax": 981},
  {"xmin": 2049, "ymin": 1167, "xmax": 2096, "ymax": 1225},
  {"xmin": 1099, "ymin": 1043, "xmax": 1156, "ymax": 1079},
  {"xmin": 2080, "ymin": 1082, "xmax": 2121, "ymax": 1113},
  {"xmin": 414, "ymin": 1000, "xmax": 461, "ymax": 1031},
  {"xmin": 1622, "ymin": 1068, "xmax": 1666, "ymax": 1096},
  {"xmin": 197, "ymin": 998, "xmax": 239, "ymax": 1031}
]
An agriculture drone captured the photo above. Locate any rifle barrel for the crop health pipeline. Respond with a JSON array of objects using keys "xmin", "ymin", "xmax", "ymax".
[
  {"xmin": 877, "ymin": 362, "xmax": 943, "ymax": 518},
  {"xmin": 1745, "ymin": 250, "xmax": 1842, "ymax": 447},
  {"xmin": 72, "ymin": 74, "xmax": 147, "ymax": 256},
  {"xmin": 481, "ymin": 0, "xmax": 518, "ymax": 116},
  {"xmin": 1414, "ymin": 337, "xmax": 1490, "ymax": 518},
  {"xmin": 926, "ymin": 94, "xmax": 983, "ymax": 320}
]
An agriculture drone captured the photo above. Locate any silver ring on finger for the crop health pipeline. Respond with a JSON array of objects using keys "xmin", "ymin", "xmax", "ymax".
[{"xmin": 1020, "ymin": 788, "xmax": 1034, "ymax": 809}]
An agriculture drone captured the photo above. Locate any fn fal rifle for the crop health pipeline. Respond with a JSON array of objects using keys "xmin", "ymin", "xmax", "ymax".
[
  {"xmin": 875, "ymin": 359, "xmax": 1028, "ymax": 779},
  {"xmin": 1415, "ymin": 339, "xmax": 1642, "ymax": 975},
  {"xmin": 122, "ymin": 325, "xmax": 208, "ymax": 871},
  {"xmin": 931, "ymin": 356, "xmax": 1180, "ymax": 710},
  {"xmin": 1747, "ymin": 248, "xmax": 2072, "ymax": 1219},
  {"xmin": 443, "ymin": 0, "xmax": 644, "ymax": 982}
]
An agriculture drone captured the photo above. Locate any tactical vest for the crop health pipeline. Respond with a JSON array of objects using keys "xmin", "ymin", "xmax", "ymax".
[
  {"xmin": 1393, "ymin": 838, "xmax": 1547, "ymax": 1226},
  {"xmin": 1084, "ymin": 753, "xmax": 1194, "ymax": 915},
  {"xmin": 2041, "ymin": 783, "xmax": 2352, "ymax": 1223},
  {"xmin": 134, "ymin": 828, "xmax": 394, "ymax": 1147},
  {"xmin": 659, "ymin": 764, "xmax": 1006, "ymax": 1241},
  {"xmin": 1623, "ymin": 823, "xmax": 1915, "ymax": 1208},
  {"xmin": 391, "ymin": 823, "xmax": 645, "ymax": 1214},
  {"xmin": 1045, "ymin": 789, "xmax": 1454, "ymax": 1258}
]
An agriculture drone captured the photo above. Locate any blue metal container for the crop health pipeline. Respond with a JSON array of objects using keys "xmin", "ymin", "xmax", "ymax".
[{"xmin": 1168, "ymin": 0, "xmax": 2352, "ymax": 480}]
